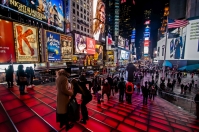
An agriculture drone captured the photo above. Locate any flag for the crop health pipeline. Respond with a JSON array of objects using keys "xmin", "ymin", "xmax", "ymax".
[
  {"xmin": 108, "ymin": 34, "xmax": 112, "ymax": 45},
  {"xmin": 168, "ymin": 18, "xmax": 189, "ymax": 29}
]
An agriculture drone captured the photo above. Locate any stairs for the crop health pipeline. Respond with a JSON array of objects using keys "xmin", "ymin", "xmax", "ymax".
[{"xmin": 0, "ymin": 82, "xmax": 199, "ymax": 132}]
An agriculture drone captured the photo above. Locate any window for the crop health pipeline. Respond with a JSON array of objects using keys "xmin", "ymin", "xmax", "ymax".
[
  {"xmin": 77, "ymin": 24, "xmax": 80, "ymax": 29},
  {"xmin": 73, "ymin": 2, "xmax": 75, "ymax": 7},
  {"xmin": 77, "ymin": 11, "xmax": 79, "ymax": 16},
  {"xmin": 81, "ymin": 14, "xmax": 83, "ymax": 18},
  {"xmin": 84, "ymin": 28, "xmax": 86, "ymax": 32},
  {"xmin": 73, "ymin": 23, "xmax": 76, "ymax": 28},
  {"xmin": 73, "ymin": 9, "xmax": 75, "ymax": 14},
  {"xmin": 77, "ymin": 4, "xmax": 79, "ymax": 9},
  {"xmin": 84, "ymin": 9, "xmax": 86, "ymax": 14},
  {"xmin": 87, "ymin": 29, "xmax": 89, "ymax": 33},
  {"xmin": 81, "ymin": 7, "xmax": 83, "ymax": 12},
  {"xmin": 84, "ymin": 15, "xmax": 86, "ymax": 19},
  {"xmin": 81, "ymin": 26, "xmax": 83, "ymax": 30}
]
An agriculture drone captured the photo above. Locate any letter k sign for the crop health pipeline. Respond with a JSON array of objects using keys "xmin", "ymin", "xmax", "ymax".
[{"xmin": 16, "ymin": 25, "xmax": 34, "ymax": 56}]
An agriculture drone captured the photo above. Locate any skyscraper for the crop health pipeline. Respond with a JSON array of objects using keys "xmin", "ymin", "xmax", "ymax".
[{"xmin": 119, "ymin": 1, "xmax": 136, "ymax": 40}]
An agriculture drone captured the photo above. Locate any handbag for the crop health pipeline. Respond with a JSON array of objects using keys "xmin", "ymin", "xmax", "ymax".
[
  {"xmin": 19, "ymin": 76, "xmax": 27, "ymax": 82},
  {"xmin": 67, "ymin": 98, "xmax": 80, "ymax": 122}
]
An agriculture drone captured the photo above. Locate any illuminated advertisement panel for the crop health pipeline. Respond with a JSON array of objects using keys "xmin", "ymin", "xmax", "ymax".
[
  {"xmin": 65, "ymin": 0, "xmax": 71, "ymax": 33},
  {"xmin": 13, "ymin": 23, "xmax": 39, "ymax": 62},
  {"xmin": 75, "ymin": 33, "xmax": 87, "ymax": 54},
  {"xmin": 86, "ymin": 38, "xmax": 96, "ymax": 55},
  {"xmin": 61, "ymin": 35, "xmax": 73, "ymax": 61},
  {"xmin": 6, "ymin": 0, "xmax": 64, "ymax": 31},
  {"xmin": 118, "ymin": 35, "xmax": 125, "ymax": 48},
  {"xmin": 94, "ymin": 44, "xmax": 103, "ymax": 60},
  {"xmin": 93, "ymin": 0, "xmax": 106, "ymax": 42},
  {"xmin": 120, "ymin": 50, "xmax": 126, "ymax": 59},
  {"xmin": 144, "ymin": 40, "xmax": 149, "ymax": 46},
  {"xmin": 144, "ymin": 46, "xmax": 149, "ymax": 54},
  {"xmin": 45, "ymin": 31, "xmax": 61, "ymax": 61},
  {"xmin": 0, "ymin": 20, "xmax": 16, "ymax": 63}
]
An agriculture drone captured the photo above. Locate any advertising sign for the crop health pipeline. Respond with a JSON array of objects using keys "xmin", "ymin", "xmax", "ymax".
[
  {"xmin": 94, "ymin": 44, "xmax": 103, "ymax": 60},
  {"xmin": 65, "ymin": 0, "xmax": 71, "ymax": 33},
  {"xmin": 118, "ymin": 36, "xmax": 125, "ymax": 48},
  {"xmin": 120, "ymin": 50, "xmax": 126, "ymax": 59},
  {"xmin": 0, "ymin": 20, "xmax": 16, "ymax": 63},
  {"xmin": 7, "ymin": 0, "xmax": 64, "ymax": 31},
  {"xmin": 13, "ymin": 23, "xmax": 39, "ymax": 62},
  {"xmin": 93, "ymin": 0, "xmax": 106, "ymax": 42},
  {"xmin": 125, "ymin": 39, "xmax": 129, "ymax": 50},
  {"xmin": 144, "ymin": 41, "xmax": 149, "ymax": 46},
  {"xmin": 185, "ymin": 19, "xmax": 199, "ymax": 60},
  {"xmin": 86, "ymin": 38, "xmax": 95, "ymax": 55},
  {"xmin": 61, "ymin": 35, "xmax": 73, "ymax": 61},
  {"xmin": 75, "ymin": 33, "xmax": 87, "ymax": 54},
  {"xmin": 46, "ymin": 31, "xmax": 61, "ymax": 61},
  {"xmin": 144, "ymin": 46, "xmax": 149, "ymax": 54}
]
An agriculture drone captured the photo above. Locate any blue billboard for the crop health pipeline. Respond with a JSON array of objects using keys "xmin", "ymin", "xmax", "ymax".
[{"xmin": 46, "ymin": 31, "xmax": 61, "ymax": 61}]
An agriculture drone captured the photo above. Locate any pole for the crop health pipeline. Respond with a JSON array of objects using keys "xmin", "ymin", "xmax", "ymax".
[{"xmin": 163, "ymin": 16, "xmax": 168, "ymax": 78}]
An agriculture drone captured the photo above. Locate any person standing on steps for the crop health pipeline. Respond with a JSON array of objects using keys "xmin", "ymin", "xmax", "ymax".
[
  {"xmin": 118, "ymin": 77, "xmax": 126, "ymax": 102},
  {"xmin": 5, "ymin": 65, "xmax": 14, "ymax": 88},
  {"xmin": 125, "ymin": 80, "xmax": 134, "ymax": 104},
  {"xmin": 56, "ymin": 69, "xmax": 74, "ymax": 131},
  {"xmin": 16, "ymin": 65, "xmax": 28, "ymax": 95},
  {"xmin": 194, "ymin": 92, "xmax": 199, "ymax": 120}
]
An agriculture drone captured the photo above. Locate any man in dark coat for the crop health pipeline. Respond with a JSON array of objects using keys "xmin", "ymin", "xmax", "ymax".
[
  {"xmin": 142, "ymin": 84, "xmax": 149, "ymax": 105},
  {"xmin": 5, "ymin": 65, "xmax": 14, "ymax": 88},
  {"xmin": 126, "ymin": 63, "xmax": 136, "ymax": 82}
]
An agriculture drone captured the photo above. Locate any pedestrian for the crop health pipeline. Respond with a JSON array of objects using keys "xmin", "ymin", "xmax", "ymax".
[
  {"xmin": 56, "ymin": 69, "xmax": 74, "ymax": 130},
  {"xmin": 118, "ymin": 77, "xmax": 126, "ymax": 102},
  {"xmin": 181, "ymin": 84, "xmax": 184, "ymax": 94},
  {"xmin": 137, "ymin": 83, "xmax": 141, "ymax": 94},
  {"xmin": 150, "ymin": 85, "xmax": 156, "ymax": 101},
  {"xmin": 5, "ymin": 65, "xmax": 14, "ymax": 88},
  {"xmin": 107, "ymin": 75, "xmax": 114, "ymax": 96},
  {"xmin": 102, "ymin": 79, "xmax": 110, "ymax": 101},
  {"xmin": 78, "ymin": 75, "xmax": 92, "ymax": 124},
  {"xmin": 125, "ymin": 80, "xmax": 134, "ymax": 104},
  {"xmin": 29, "ymin": 66, "xmax": 35, "ymax": 87},
  {"xmin": 16, "ymin": 65, "xmax": 28, "ymax": 95},
  {"xmin": 142, "ymin": 85, "xmax": 149, "ymax": 105},
  {"xmin": 194, "ymin": 92, "xmax": 199, "ymax": 120}
]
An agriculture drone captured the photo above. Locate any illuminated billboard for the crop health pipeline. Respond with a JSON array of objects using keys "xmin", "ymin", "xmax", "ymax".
[
  {"xmin": 6, "ymin": 0, "xmax": 64, "ymax": 31},
  {"xmin": 74, "ymin": 33, "xmax": 87, "ymax": 54},
  {"xmin": 61, "ymin": 35, "xmax": 73, "ymax": 61},
  {"xmin": 144, "ymin": 47, "xmax": 149, "ymax": 54},
  {"xmin": 0, "ymin": 20, "xmax": 16, "ymax": 63},
  {"xmin": 118, "ymin": 36, "xmax": 125, "ymax": 48},
  {"xmin": 13, "ymin": 23, "xmax": 39, "ymax": 62},
  {"xmin": 93, "ymin": 0, "xmax": 106, "ymax": 42}
]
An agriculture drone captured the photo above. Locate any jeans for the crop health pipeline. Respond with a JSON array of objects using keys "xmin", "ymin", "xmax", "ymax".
[
  {"xmin": 19, "ymin": 85, "xmax": 25, "ymax": 93},
  {"xmin": 7, "ymin": 80, "xmax": 13, "ymax": 87}
]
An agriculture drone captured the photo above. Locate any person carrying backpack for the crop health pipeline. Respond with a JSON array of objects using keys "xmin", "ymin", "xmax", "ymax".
[
  {"xmin": 125, "ymin": 81, "xmax": 134, "ymax": 104},
  {"xmin": 118, "ymin": 77, "xmax": 126, "ymax": 102}
]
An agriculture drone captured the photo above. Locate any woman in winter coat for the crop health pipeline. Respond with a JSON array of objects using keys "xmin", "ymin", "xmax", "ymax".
[{"xmin": 56, "ymin": 69, "xmax": 73, "ymax": 130}]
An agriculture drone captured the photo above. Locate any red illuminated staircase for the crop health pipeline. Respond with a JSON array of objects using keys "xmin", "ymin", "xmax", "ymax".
[{"xmin": 1, "ymin": 83, "xmax": 199, "ymax": 132}]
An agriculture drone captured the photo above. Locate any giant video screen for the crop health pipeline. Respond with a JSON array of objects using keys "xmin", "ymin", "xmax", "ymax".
[
  {"xmin": 118, "ymin": 36, "xmax": 125, "ymax": 48},
  {"xmin": 74, "ymin": 33, "xmax": 87, "ymax": 54},
  {"xmin": 3, "ymin": 0, "xmax": 64, "ymax": 31},
  {"xmin": 93, "ymin": 0, "xmax": 106, "ymax": 42}
]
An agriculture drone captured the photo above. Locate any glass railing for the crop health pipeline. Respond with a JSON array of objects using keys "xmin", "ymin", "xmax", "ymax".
[{"xmin": 158, "ymin": 89, "xmax": 197, "ymax": 115}]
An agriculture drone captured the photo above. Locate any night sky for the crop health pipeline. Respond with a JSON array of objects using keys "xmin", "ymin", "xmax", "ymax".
[{"xmin": 134, "ymin": 0, "xmax": 168, "ymax": 57}]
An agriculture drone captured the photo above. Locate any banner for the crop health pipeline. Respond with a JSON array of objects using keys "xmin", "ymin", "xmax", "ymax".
[
  {"xmin": 92, "ymin": 0, "xmax": 106, "ymax": 42},
  {"xmin": 7, "ymin": 0, "xmax": 64, "ymax": 31},
  {"xmin": 13, "ymin": 23, "xmax": 39, "ymax": 62},
  {"xmin": 75, "ymin": 33, "xmax": 87, "ymax": 54},
  {"xmin": 86, "ymin": 38, "xmax": 95, "ymax": 54},
  {"xmin": 118, "ymin": 36, "xmax": 125, "ymax": 48},
  {"xmin": 61, "ymin": 35, "xmax": 73, "ymax": 61},
  {"xmin": 46, "ymin": 31, "xmax": 61, "ymax": 61},
  {"xmin": 0, "ymin": 20, "xmax": 16, "ymax": 63}
]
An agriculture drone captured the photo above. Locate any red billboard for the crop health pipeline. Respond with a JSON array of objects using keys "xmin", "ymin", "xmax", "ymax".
[
  {"xmin": 144, "ymin": 40, "xmax": 150, "ymax": 46},
  {"xmin": 0, "ymin": 20, "xmax": 16, "ymax": 63},
  {"xmin": 86, "ymin": 38, "xmax": 95, "ymax": 54}
]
